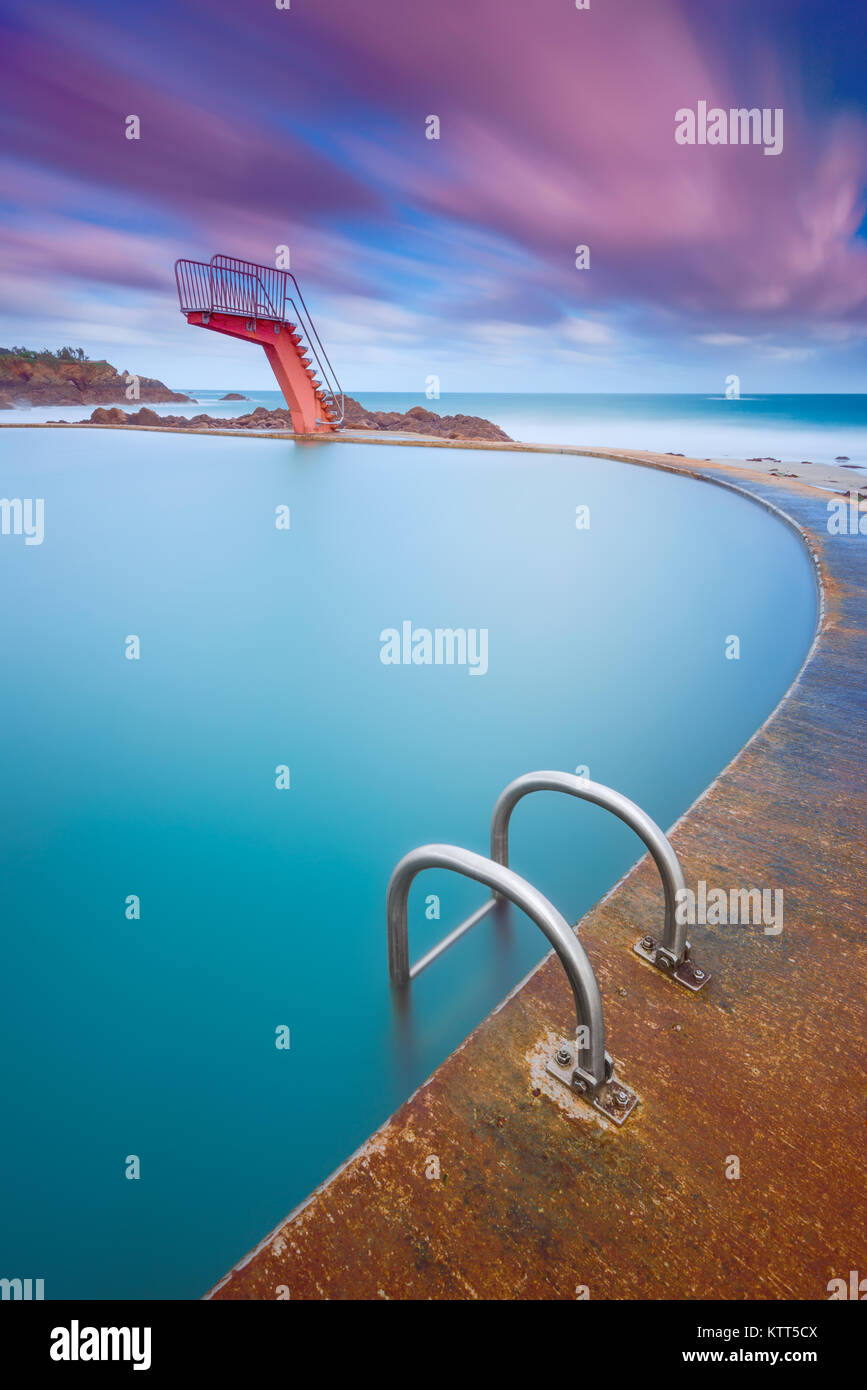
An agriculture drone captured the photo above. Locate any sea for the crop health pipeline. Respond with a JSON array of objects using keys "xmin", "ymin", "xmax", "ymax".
[{"xmin": 3, "ymin": 391, "xmax": 867, "ymax": 473}]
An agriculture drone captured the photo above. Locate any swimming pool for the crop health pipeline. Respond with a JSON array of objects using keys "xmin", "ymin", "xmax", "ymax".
[{"xmin": 0, "ymin": 428, "xmax": 817, "ymax": 1297}]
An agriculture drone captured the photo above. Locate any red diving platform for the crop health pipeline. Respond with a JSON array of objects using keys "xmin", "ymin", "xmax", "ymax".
[{"xmin": 174, "ymin": 254, "xmax": 343, "ymax": 433}]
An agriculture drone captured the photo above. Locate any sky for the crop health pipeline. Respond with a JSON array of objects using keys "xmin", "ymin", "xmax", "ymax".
[{"xmin": 1, "ymin": 0, "xmax": 866, "ymax": 393}]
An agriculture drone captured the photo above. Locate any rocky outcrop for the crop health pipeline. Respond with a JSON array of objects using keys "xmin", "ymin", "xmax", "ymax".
[
  {"xmin": 0, "ymin": 349, "xmax": 193, "ymax": 405},
  {"xmin": 341, "ymin": 397, "xmax": 511, "ymax": 441},
  {"xmin": 83, "ymin": 397, "xmax": 512, "ymax": 441},
  {"xmin": 4, "ymin": 349, "xmax": 506, "ymax": 439},
  {"xmin": 87, "ymin": 406, "xmax": 291, "ymax": 430}
]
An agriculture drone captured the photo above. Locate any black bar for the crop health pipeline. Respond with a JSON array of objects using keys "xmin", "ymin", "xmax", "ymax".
[{"xmin": 0, "ymin": 1296, "xmax": 858, "ymax": 1378}]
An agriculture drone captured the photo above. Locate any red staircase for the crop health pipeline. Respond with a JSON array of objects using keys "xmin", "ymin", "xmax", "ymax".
[{"xmin": 174, "ymin": 255, "xmax": 343, "ymax": 434}]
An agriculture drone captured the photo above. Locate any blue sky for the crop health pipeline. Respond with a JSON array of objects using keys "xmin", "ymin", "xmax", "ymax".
[{"xmin": 1, "ymin": 0, "xmax": 866, "ymax": 392}]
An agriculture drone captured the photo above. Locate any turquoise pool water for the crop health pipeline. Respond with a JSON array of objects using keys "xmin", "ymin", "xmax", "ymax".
[{"xmin": 0, "ymin": 428, "xmax": 816, "ymax": 1298}]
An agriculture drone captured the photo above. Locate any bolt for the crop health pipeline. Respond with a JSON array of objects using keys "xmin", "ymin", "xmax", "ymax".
[
  {"xmin": 655, "ymin": 953, "xmax": 672, "ymax": 970},
  {"xmin": 694, "ymin": 968, "xmax": 705, "ymax": 981},
  {"xmin": 641, "ymin": 935, "xmax": 654, "ymax": 951},
  {"xmin": 572, "ymin": 1074, "xmax": 588, "ymax": 1094},
  {"xmin": 612, "ymin": 1088, "xmax": 629, "ymax": 1108},
  {"xmin": 555, "ymin": 1047, "xmax": 572, "ymax": 1068}
]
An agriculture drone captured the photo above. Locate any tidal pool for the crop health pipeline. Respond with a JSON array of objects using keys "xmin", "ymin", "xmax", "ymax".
[{"xmin": 0, "ymin": 428, "xmax": 817, "ymax": 1297}]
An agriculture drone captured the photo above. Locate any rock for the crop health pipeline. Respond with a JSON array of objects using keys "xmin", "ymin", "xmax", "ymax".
[
  {"xmin": 89, "ymin": 407, "xmax": 128, "ymax": 424},
  {"xmin": 340, "ymin": 395, "xmax": 510, "ymax": 441},
  {"xmin": 81, "ymin": 396, "xmax": 510, "ymax": 441},
  {"xmin": 220, "ymin": 392, "xmax": 248, "ymax": 400},
  {"xmin": 835, "ymin": 456, "xmax": 850, "ymax": 462}
]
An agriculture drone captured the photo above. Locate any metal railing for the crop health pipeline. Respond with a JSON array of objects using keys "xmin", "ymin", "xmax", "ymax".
[
  {"xmin": 387, "ymin": 770, "xmax": 710, "ymax": 999},
  {"xmin": 491, "ymin": 772, "xmax": 682, "ymax": 956},
  {"xmin": 174, "ymin": 254, "xmax": 344, "ymax": 425},
  {"xmin": 386, "ymin": 842, "xmax": 639, "ymax": 1121},
  {"xmin": 387, "ymin": 844, "xmax": 610, "ymax": 1088}
]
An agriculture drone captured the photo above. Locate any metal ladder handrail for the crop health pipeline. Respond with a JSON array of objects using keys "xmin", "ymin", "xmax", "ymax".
[
  {"xmin": 284, "ymin": 292, "xmax": 344, "ymax": 427},
  {"xmin": 382, "ymin": 770, "xmax": 710, "ymax": 1001},
  {"xmin": 491, "ymin": 771, "xmax": 688, "ymax": 965},
  {"xmin": 386, "ymin": 843, "xmax": 610, "ymax": 1087},
  {"xmin": 281, "ymin": 275, "xmax": 344, "ymax": 425},
  {"xmin": 489, "ymin": 771, "xmax": 710, "ymax": 990}
]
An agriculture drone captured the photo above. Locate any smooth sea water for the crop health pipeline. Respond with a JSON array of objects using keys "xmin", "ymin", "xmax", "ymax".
[
  {"xmin": 353, "ymin": 392, "xmax": 867, "ymax": 470},
  {"xmin": 0, "ymin": 427, "xmax": 816, "ymax": 1298},
  {"xmin": 9, "ymin": 391, "xmax": 867, "ymax": 472}
]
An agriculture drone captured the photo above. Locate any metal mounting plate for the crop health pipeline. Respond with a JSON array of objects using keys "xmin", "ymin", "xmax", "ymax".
[
  {"xmin": 633, "ymin": 936, "xmax": 711, "ymax": 992},
  {"xmin": 546, "ymin": 1046, "xmax": 640, "ymax": 1126}
]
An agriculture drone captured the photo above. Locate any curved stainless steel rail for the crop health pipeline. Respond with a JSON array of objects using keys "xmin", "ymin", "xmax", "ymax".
[
  {"xmin": 386, "ymin": 843, "xmax": 638, "ymax": 1120},
  {"xmin": 490, "ymin": 771, "xmax": 710, "ymax": 990},
  {"xmin": 492, "ymin": 772, "xmax": 685, "ymax": 959},
  {"xmin": 387, "ymin": 844, "xmax": 609, "ymax": 1084}
]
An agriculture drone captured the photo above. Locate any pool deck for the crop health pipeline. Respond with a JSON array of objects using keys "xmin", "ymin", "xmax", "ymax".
[
  {"xmin": 196, "ymin": 438, "xmax": 866, "ymax": 1302},
  {"xmin": 4, "ymin": 422, "xmax": 864, "ymax": 1298}
]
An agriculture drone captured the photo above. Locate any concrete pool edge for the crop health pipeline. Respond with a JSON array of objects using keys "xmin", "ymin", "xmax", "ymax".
[{"xmin": 185, "ymin": 440, "xmax": 864, "ymax": 1301}]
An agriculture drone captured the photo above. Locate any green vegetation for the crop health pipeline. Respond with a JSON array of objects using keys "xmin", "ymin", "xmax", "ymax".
[{"xmin": 0, "ymin": 346, "xmax": 92, "ymax": 363}]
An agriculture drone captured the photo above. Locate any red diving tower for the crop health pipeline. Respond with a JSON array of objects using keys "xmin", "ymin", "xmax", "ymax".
[{"xmin": 175, "ymin": 254, "xmax": 343, "ymax": 433}]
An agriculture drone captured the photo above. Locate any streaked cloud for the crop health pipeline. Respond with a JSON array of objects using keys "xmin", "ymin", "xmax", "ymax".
[{"xmin": 1, "ymin": 0, "xmax": 865, "ymax": 389}]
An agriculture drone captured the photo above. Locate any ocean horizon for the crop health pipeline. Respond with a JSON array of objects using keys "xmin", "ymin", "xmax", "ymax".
[{"xmin": 7, "ymin": 391, "xmax": 867, "ymax": 474}]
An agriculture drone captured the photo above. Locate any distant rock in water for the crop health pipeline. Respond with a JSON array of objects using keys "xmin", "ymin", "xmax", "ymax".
[
  {"xmin": 84, "ymin": 395, "xmax": 512, "ymax": 442},
  {"xmin": 0, "ymin": 347, "xmax": 193, "ymax": 406},
  {"xmin": 220, "ymin": 392, "xmax": 248, "ymax": 400}
]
